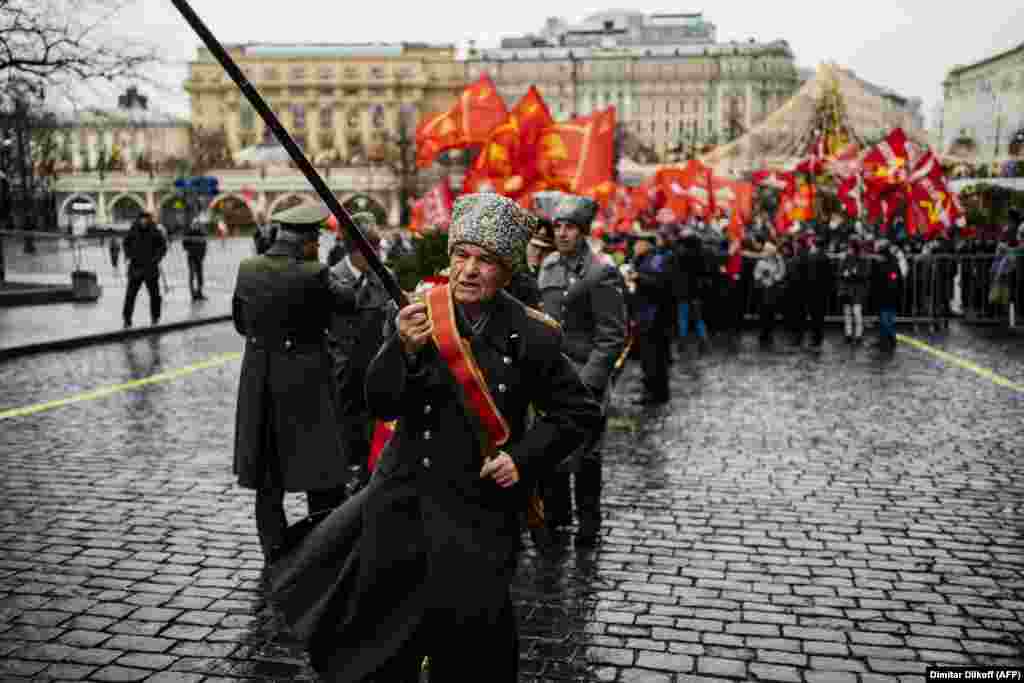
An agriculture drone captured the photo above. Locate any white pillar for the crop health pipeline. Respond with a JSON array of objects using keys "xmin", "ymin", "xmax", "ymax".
[{"xmin": 96, "ymin": 191, "xmax": 108, "ymax": 224}]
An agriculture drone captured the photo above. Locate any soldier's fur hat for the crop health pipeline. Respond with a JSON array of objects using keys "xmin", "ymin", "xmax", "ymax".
[{"xmin": 531, "ymin": 191, "xmax": 598, "ymax": 232}]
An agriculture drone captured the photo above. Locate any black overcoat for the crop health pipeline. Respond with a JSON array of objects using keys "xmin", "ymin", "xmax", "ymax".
[
  {"xmin": 232, "ymin": 242, "xmax": 357, "ymax": 492},
  {"xmin": 310, "ymin": 291, "xmax": 602, "ymax": 681}
]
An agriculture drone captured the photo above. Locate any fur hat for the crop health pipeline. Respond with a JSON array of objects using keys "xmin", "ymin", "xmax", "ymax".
[
  {"xmin": 531, "ymin": 191, "xmax": 598, "ymax": 232},
  {"xmin": 449, "ymin": 193, "xmax": 536, "ymax": 268}
]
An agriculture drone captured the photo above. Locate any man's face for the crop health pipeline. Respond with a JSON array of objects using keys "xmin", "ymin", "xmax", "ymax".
[
  {"xmin": 348, "ymin": 239, "xmax": 379, "ymax": 272},
  {"xmin": 554, "ymin": 221, "xmax": 583, "ymax": 256},
  {"xmin": 449, "ymin": 243, "xmax": 511, "ymax": 306},
  {"xmin": 634, "ymin": 239, "xmax": 652, "ymax": 257},
  {"xmin": 302, "ymin": 237, "xmax": 319, "ymax": 261}
]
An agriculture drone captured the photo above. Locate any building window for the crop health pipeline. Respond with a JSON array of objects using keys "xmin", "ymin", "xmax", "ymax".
[
  {"xmin": 291, "ymin": 104, "xmax": 306, "ymax": 130},
  {"xmin": 263, "ymin": 67, "xmax": 279, "ymax": 81},
  {"xmin": 370, "ymin": 65, "xmax": 386, "ymax": 79},
  {"xmin": 319, "ymin": 106, "xmax": 333, "ymax": 130},
  {"xmin": 318, "ymin": 66, "xmax": 335, "ymax": 81},
  {"xmin": 290, "ymin": 66, "xmax": 306, "ymax": 80},
  {"xmin": 240, "ymin": 104, "xmax": 255, "ymax": 130}
]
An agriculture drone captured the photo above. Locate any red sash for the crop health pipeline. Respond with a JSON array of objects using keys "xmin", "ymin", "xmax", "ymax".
[{"xmin": 425, "ymin": 284, "xmax": 510, "ymax": 448}]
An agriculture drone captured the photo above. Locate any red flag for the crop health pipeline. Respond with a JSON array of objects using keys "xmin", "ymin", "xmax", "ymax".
[
  {"xmin": 416, "ymin": 109, "xmax": 463, "ymax": 167},
  {"xmin": 752, "ymin": 169, "xmax": 796, "ymax": 194},
  {"xmin": 837, "ymin": 174, "xmax": 864, "ymax": 218},
  {"xmin": 537, "ymin": 107, "xmax": 616, "ymax": 196},
  {"xmin": 467, "ymin": 86, "xmax": 554, "ymax": 197},
  {"xmin": 712, "ymin": 178, "xmax": 754, "ymax": 228},
  {"xmin": 416, "ymin": 74, "xmax": 509, "ymax": 168},
  {"xmin": 656, "ymin": 160, "xmax": 714, "ymax": 220},
  {"xmin": 408, "ymin": 197, "xmax": 426, "ymax": 234},
  {"xmin": 422, "ymin": 181, "xmax": 455, "ymax": 231},
  {"xmin": 795, "ymin": 135, "xmax": 827, "ymax": 176},
  {"xmin": 459, "ymin": 74, "xmax": 508, "ymax": 145},
  {"xmin": 863, "ymin": 128, "xmax": 911, "ymax": 193}
]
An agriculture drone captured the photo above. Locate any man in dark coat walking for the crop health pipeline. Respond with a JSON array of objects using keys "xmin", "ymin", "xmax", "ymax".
[
  {"xmin": 122, "ymin": 212, "xmax": 168, "ymax": 328},
  {"xmin": 626, "ymin": 231, "xmax": 675, "ymax": 404},
  {"xmin": 536, "ymin": 191, "xmax": 627, "ymax": 546},
  {"xmin": 232, "ymin": 202, "xmax": 359, "ymax": 561},
  {"xmin": 312, "ymin": 192, "xmax": 602, "ymax": 681},
  {"xmin": 182, "ymin": 217, "xmax": 208, "ymax": 301}
]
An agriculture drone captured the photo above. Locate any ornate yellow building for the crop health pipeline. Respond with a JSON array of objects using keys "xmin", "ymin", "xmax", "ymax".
[{"xmin": 184, "ymin": 42, "xmax": 464, "ymax": 164}]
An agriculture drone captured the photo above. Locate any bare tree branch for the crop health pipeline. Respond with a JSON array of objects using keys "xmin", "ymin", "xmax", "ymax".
[{"xmin": 0, "ymin": 0, "xmax": 160, "ymax": 108}]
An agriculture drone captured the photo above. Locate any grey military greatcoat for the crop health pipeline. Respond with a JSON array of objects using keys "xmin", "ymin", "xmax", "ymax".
[{"xmin": 537, "ymin": 243, "xmax": 628, "ymax": 398}]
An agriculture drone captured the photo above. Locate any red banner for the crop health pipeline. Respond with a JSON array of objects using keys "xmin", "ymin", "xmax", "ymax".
[{"xmin": 416, "ymin": 74, "xmax": 509, "ymax": 168}]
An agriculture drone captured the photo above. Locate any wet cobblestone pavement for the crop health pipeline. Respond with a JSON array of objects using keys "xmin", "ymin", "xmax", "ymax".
[{"xmin": 1, "ymin": 323, "xmax": 1022, "ymax": 682}]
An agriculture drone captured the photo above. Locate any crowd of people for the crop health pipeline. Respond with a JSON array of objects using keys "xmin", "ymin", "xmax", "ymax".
[{"xmin": 225, "ymin": 191, "xmax": 1022, "ymax": 682}]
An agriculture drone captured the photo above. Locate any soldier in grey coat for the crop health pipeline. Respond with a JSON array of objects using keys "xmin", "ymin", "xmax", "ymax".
[
  {"xmin": 536, "ymin": 191, "xmax": 628, "ymax": 546},
  {"xmin": 232, "ymin": 203, "xmax": 358, "ymax": 561},
  {"xmin": 327, "ymin": 212, "xmax": 390, "ymax": 490}
]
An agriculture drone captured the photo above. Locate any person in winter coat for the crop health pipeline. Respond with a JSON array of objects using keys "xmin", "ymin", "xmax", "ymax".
[
  {"xmin": 873, "ymin": 240, "xmax": 906, "ymax": 352},
  {"xmin": 308, "ymin": 193, "xmax": 602, "ymax": 682},
  {"xmin": 327, "ymin": 212, "xmax": 391, "ymax": 495},
  {"xmin": 752, "ymin": 238, "xmax": 787, "ymax": 349},
  {"xmin": 787, "ymin": 232, "xmax": 834, "ymax": 348},
  {"xmin": 673, "ymin": 229, "xmax": 711, "ymax": 354},
  {"xmin": 232, "ymin": 203, "xmax": 359, "ymax": 561},
  {"xmin": 122, "ymin": 212, "xmax": 168, "ymax": 328},
  {"xmin": 536, "ymin": 191, "xmax": 627, "ymax": 547},
  {"xmin": 836, "ymin": 239, "xmax": 871, "ymax": 344},
  {"xmin": 182, "ymin": 217, "xmax": 209, "ymax": 301},
  {"xmin": 627, "ymin": 231, "xmax": 675, "ymax": 404}
]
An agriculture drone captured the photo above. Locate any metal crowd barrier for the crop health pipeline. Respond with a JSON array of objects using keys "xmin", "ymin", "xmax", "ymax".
[{"xmin": 726, "ymin": 253, "xmax": 1020, "ymax": 331}]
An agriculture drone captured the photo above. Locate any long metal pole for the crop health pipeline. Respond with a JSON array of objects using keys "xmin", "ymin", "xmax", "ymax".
[{"xmin": 169, "ymin": 0, "xmax": 408, "ymax": 308}]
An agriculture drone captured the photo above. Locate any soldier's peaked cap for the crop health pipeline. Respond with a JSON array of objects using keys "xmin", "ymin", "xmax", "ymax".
[
  {"xmin": 271, "ymin": 202, "xmax": 331, "ymax": 232},
  {"xmin": 532, "ymin": 191, "xmax": 598, "ymax": 231}
]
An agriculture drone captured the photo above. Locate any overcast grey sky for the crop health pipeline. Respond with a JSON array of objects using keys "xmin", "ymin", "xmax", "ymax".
[{"xmin": 99, "ymin": 0, "xmax": 1022, "ymax": 127}]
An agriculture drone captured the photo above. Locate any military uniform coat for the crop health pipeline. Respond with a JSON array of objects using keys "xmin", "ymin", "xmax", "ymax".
[
  {"xmin": 537, "ymin": 243, "xmax": 628, "ymax": 395},
  {"xmin": 326, "ymin": 257, "xmax": 392, "ymax": 449},
  {"xmin": 232, "ymin": 241, "xmax": 357, "ymax": 492},
  {"xmin": 311, "ymin": 291, "xmax": 602, "ymax": 681}
]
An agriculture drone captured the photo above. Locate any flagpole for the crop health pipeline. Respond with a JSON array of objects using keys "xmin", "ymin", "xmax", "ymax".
[{"xmin": 169, "ymin": 0, "xmax": 408, "ymax": 308}]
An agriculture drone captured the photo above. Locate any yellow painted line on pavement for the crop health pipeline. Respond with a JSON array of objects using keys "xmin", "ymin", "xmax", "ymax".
[
  {"xmin": 0, "ymin": 352, "xmax": 242, "ymax": 421},
  {"xmin": 897, "ymin": 334, "xmax": 1024, "ymax": 394}
]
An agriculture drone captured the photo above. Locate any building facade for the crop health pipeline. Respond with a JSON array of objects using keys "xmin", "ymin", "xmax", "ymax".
[
  {"xmin": 941, "ymin": 42, "xmax": 1024, "ymax": 159},
  {"xmin": 184, "ymin": 42, "xmax": 464, "ymax": 164},
  {"xmin": 50, "ymin": 90, "xmax": 191, "ymax": 177},
  {"xmin": 467, "ymin": 11, "xmax": 801, "ymax": 159}
]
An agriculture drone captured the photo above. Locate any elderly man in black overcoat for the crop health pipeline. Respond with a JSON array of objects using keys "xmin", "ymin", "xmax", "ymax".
[
  {"xmin": 308, "ymin": 192, "xmax": 602, "ymax": 682},
  {"xmin": 232, "ymin": 202, "xmax": 358, "ymax": 561},
  {"xmin": 535, "ymin": 191, "xmax": 627, "ymax": 546}
]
